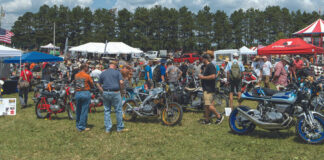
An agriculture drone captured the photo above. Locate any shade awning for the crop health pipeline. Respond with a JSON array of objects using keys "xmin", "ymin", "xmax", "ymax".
[
  {"xmin": 0, "ymin": 45, "xmax": 22, "ymax": 57},
  {"xmin": 69, "ymin": 42, "xmax": 143, "ymax": 54},
  {"xmin": 258, "ymin": 38, "xmax": 324, "ymax": 55},
  {"xmin": 4, "ymin": 51, "xmax": 63, "ymax": 63},
  {"xmin": 293, "ymin": 19, "xmax": 324, "ymax": 35}
]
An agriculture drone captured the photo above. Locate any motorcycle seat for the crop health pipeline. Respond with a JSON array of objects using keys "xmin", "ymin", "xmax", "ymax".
[
  {"xmin": 41, "ymin": 91, "xmax": 57, "ymax": 97},
  {"xmin": 262, "ymin": 88, "xmax": 279, "ymax": 96}
]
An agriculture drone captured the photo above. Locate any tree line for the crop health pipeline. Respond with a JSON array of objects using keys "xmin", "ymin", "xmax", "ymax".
[{"xmin": 11, "ymin": 5, "xmax": 323, "ymax": 52}]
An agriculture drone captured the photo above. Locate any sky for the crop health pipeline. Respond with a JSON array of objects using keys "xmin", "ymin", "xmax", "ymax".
[{"xmin": 0, "ymin": 0, "xmax": 324, "ymax": 30}]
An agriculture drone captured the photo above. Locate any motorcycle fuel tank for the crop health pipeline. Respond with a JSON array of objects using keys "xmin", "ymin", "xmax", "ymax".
[{"xmin": 270, "ymin": 92, "xmax": 297, "ymax": 104}]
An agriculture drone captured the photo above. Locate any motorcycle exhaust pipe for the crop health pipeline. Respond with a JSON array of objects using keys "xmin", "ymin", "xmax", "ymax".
[{"xmin": 237, "ymin": 108, "xmax": 292, "ymax": 130}]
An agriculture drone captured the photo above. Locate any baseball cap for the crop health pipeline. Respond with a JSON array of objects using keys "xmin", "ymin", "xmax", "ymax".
[{"xmin": 233, "ymin": 52, "xmax": 239, "ymax": 57}]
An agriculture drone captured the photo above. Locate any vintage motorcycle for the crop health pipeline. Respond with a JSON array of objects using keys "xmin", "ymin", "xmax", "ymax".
[
  {"xmin": 89, "ymin": 77, "xmax": 104, "ymax": 113},
  {"xmin": 229, "ymin": 82, "xmax": 324, "ymax": 144},
  {"xmin": 122, "ymin": 83, "xmax": 183, "ymax": 126},
  {"xmin": 35, "ymin": 80, "xmax": 76, "ymax": 120}
]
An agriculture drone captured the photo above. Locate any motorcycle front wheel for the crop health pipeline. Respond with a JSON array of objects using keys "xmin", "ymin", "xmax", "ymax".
[
  {"xmin": 66, "ymin": 95, "xmax": 76, "ymax": 120},
  {"xmin": 35, "ymin": 98, "xmax": 49, "ymax": 119},
  {"xmin": 229, "ymin": 106, "xmax": 255, "ymax": 135},
  {"xmin": 122, "ymin": 99, "xmax": 137, "ymax": 121},
  {"xmin": 296, "ymin": 113, "xmax": 324, "ymax": 144},
  {"xmin": 161, "ymin": 102, "xmax": 183, "ymax": 126}
]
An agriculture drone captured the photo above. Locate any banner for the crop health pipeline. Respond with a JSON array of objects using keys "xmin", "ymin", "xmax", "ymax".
[{"xmin": 0, "ymin": 98, "xmax": 16, "ymax": 116}]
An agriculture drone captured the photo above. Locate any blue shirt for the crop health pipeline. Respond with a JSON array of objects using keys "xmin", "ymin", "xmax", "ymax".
[
  {"xmin": 159, "ymin": 65, "xmax": 166, "ymax": 82},
  {"xmin": 225, "ymin": 59, "xmax": 245, "ymax": 73},
  {"xmin": 144, "ymin": 65, "xmax": 152, "ymax": 80},
  {"xmin": 99, "ymin": 68, "xmax": 123, "ymax": 90}
]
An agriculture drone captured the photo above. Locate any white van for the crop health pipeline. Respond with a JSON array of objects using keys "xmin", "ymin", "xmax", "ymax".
[{"xmin": 144, "ymin": 51, "xmax": 158, "ymax": 59}]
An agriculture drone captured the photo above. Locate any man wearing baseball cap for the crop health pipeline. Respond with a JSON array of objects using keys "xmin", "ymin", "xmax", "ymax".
[{"xmin": 225, "ymin": 52, "xmax": 245, "ymax": 110}]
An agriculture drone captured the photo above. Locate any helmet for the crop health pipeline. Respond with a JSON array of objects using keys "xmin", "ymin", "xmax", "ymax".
[{"xmin": 0, "ymin": 80, "xmax": 4, "ymax": 85}]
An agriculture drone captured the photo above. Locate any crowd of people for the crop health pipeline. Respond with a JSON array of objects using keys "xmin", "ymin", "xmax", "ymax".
[{"xmin": 12, "ymin": 52, "xmax": 318, "ymax": 131}]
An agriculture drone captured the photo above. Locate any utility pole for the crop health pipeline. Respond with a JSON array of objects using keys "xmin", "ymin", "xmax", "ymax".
[
  {"xmin": 0, "ymin": 6, "xmax": 5, "ymax": 28},
  {"xmin": 53, "ymin": 22, "xmax": 55, "ymax": 46}
]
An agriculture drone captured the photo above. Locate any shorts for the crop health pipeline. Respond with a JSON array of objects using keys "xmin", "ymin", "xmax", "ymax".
[
  {"xmin": 145, "ymin": 79, "xmax": 153, "ymax": 89},
  {"xmin": 230, "ymin": 79, "xmax": 242, "ymax": 93},
  {"xmin": 203, "ymin": 91, "xmax": 214, "ymax": 106}
]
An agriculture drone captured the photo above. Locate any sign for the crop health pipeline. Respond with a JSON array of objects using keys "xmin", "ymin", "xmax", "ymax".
[{"xmin": 0, "ymin": 98, "xmax": 16, "ymax": 116}]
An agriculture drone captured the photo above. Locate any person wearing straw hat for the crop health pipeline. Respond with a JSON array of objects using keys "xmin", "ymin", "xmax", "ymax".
[{"xmin": 273, "ymin": 56, "xmax": 290, "ymax": 91}]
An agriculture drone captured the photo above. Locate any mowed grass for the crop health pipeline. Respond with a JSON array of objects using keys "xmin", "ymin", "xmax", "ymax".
[{"xmin": 0, "ymin": 90, "xmax": 324, "ymax": 160}]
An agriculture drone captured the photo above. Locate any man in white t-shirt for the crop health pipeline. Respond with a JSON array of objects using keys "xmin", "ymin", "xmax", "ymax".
[
  {"xmin": 90, "ymin": 65, "xmax": 102, "ymax": 81},
  {"xmin": 262, "ymin": 56, "xmax": 272, "ymax": 88}
]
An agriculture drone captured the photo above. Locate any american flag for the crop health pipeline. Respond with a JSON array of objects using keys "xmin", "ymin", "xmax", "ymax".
[{"xmin": 0, "ymin": 28, "xmax": 14, "ymax": 44}]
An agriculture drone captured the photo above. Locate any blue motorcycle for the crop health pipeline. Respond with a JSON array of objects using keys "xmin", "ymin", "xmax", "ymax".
[{"xmin": 229, "ymin": 82, "xmax": 324, "ymax": 144}]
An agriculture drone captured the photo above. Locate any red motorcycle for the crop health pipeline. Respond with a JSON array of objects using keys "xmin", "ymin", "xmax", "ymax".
[
  {"xmin": 89, "ymin": 88, "xmax": 103, "ymax": 113},
  {"xmin": 241, "ymin": 72, "xmax": 258, "ymax": 92},
  {"xmin": 35, "ymin": 80, "xmax": 76, "ymax": 120}
]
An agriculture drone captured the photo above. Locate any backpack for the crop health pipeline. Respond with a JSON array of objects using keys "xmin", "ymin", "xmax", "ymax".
[
  {"xmin": 74, "ymin": 77, "xmax": 86, "ymax": 90},
  {"xmin": 230, "ymin": 61, "xmax": 241, "ymax": 80},
  {"xmin": 153, "ymin": 65, "xmax": 162, "ymax": 82}
]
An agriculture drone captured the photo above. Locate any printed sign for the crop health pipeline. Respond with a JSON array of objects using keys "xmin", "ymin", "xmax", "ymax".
[{"xmin": 0, "ymin": 98, "xmax": 17, "ymax": 116}]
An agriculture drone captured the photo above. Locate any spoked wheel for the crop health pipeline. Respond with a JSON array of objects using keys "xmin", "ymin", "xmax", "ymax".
[
  {"xmin": 296, "ymin": 113, "xmax": 324, "ymax": 144},
  {"xmin": 67, "ymin": 95, "xmax": 76, "ymax": 120},
  {"xmin": 229, "ymin": 106, "xmax": 255, "ymax": 135},
  {"xmin": 122, "ymin": 99, "xmax": 137, "ymax": 121},
  {"xmin": 161, "ymin": 102, "xmax": 183, "ymax": 126},
  {"xmin": 35, "ymin": 98, "xmax": 49, "ymax": 119}
]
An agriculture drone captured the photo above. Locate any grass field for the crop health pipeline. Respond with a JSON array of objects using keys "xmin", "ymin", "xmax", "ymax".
[{"xmin": 0, "ymin": 91, "xmax": 323, "ymax": 160}]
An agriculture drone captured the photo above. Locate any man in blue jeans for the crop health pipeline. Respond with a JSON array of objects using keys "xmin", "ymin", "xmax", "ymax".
[
  {"xmin": 74, "ymin": 64, "xmax": 94, "ymax": 132},
  {"xmin": 97, "ymin": 60, "xmax": 129, "ymax": 133}
]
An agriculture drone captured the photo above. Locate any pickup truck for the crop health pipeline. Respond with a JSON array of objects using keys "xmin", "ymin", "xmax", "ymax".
[{"xmin": 173, "ymin": 53, "xmax": 200, "ymax": 63}]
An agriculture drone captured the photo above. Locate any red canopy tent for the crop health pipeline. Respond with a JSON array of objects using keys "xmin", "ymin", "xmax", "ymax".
[{"xmin": 258, "ymin": 38, "xmax": 324, "ymax": 55}]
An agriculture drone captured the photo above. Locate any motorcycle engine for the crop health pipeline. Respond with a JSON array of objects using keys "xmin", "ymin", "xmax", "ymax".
[
  {"xmin": 142, "ymin": 104, "xmax": 153, "ymax": 113},
  {"xmin": 264, "ymin": 109, "xmax": 283, "ymax": 122},
  {"xmin": 50, "ymin": 104, "xmax": 60, "ymax": 111}
]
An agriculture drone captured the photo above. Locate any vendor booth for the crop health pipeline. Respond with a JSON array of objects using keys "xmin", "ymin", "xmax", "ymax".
[
  {"xmin": 4, "ymin": 51, "xmax": 63, "ymax": 63},
  {"xmin": 258, "ymin": 38, "xmax": 324, "ymax": 55},
  {"xmin": 40, "ymin": 43, "xmax": 60, "ymax": 56}
]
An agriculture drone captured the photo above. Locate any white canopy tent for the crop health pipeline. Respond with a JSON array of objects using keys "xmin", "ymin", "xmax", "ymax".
[
  {"xmin": 69, "ymin": 42, "xmax": 143, "ymax": 55},
  {"xmin": 0, "ymin": 45, "xmax": 22, "ymax": 79},
  {"xmin": 239, "ymin": 46, "xmax": 256, "ymax": 55},
  {"xmin": 69, "ymin": 42, "xmax": 106, "ymax": 53},
  {"xmin": 40, "ymin": 43, "xmax": 60, "ymax": 49},
  {"xmin": 0, "ymin": 45, "xmax": 22, "ymax": 57}
]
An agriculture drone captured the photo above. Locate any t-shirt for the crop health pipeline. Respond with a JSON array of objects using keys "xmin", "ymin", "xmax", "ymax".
[
  {"xmin": 90, "ymin": 69, "xmax": 102, "ymax": 79},
  {"xmin": 159, "ymin": 65, "xmax": 166, "ymax": 82},
  {"xmin": 20, "ymin": 69, "xmax": 33, "ymax": 82},
  {"xmin": 166, "ymin": 65, "xmax": 181, "ymax": 83},
  {"xmin": 251, "ymin": 61, "xmax": 264, "ymax": 77},
  {"xmin": 262, "ymin": 61, "xmax": 273, "ymax": 76},
  {"xmin": 74, "ymin": 71, "xmax": 94, "ymax": 91},
  {"xmin": 202, "ymin": 63, "xmax": 216, "ymax": 93},
  {"xmin": 99, "ymin": 68, "xmax": 123, "ymax": 91},
  {"xmin": 225, "ymin": 59, "xmax": 245, "ymax": 72},
  {"xmin": 294, "ymin": 60, "xmax": 304, "ymax": 70},
  {"xmin": 179, "ymin": 64, "xmax": 188, "ymax": 78},
  {"xmin": 144, "ymin": 65, "xmax": 152, "ymax": 80}
]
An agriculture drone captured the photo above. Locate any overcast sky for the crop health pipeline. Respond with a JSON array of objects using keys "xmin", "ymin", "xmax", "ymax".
[{"xmin": 1, "ymin": 0, "xmax": 324, "ymax": 30}]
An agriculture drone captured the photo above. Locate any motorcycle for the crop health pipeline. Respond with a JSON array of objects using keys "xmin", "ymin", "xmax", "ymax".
[
  {"xmin": 89, "ymin": 77, "xmax": 103, "ymax": 113},
  {"xmin": 122, "ymin": 83, "xmax": 183, "ymax": 126},
  {"xmin": 35, "ymin": 80, "xmax": 76, "ymax": 120},
  {"xmin": 229, "ymin": 82, "xmax": 324, "ymax": 144},
  {"xmin": 241, "ymin": 71, "xmax": 258, "ymax": 92},
  {"xmin": 33, "ymin": 80, "xmax": 50, "ymax": 103}
]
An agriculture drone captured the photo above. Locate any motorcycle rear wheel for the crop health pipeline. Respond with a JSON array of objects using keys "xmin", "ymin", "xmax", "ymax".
[
  {"xmin": 161, "ymin": 102, "xmax": 183, "ymax": 126},
  {"xmin": 296, "ymin": 113, "xmax": 324, "ymax": 144},
  {"xmin": 122, "ymin": 99, "xmax": 137, "ymax": 121},
  {"xmin": 35, "ymin": 98, "xmax": 49, "ymax": 119},
  {"xmin": 67, "ymin": 96, "xmax": 76, "ymax": 120},
  {"xmin": 229, "ymin": 106, "xmax": 255, "ymax": 135}
]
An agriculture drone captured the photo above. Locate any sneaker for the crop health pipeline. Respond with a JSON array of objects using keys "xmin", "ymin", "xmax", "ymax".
[
  {"xmin": 200, "ymin": 119, "xmax": 212, "ymax": 125},
  {"xmin": 117, "ymin": 128, "xmax": 129, "ymax": 133},
  {"xmin": 215, "ymin": 115, "xmax": 224, "ymax": 125}
]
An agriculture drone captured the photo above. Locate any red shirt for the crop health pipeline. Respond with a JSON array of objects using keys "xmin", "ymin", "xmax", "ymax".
[
  {"xmin": 20, "ymin": 69, "xmax": 33, "ymax": 82},
  {"xmin": 294, "ymin": 60, "xmax": 303, "ymax": 70}
]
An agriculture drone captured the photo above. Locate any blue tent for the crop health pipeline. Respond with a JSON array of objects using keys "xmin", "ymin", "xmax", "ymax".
[{"xmin": 4, "ymin": 51, "xmax": 63, "ymax": 63}]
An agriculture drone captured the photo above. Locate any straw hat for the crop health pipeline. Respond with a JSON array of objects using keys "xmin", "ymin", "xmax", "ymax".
[
  {"xmin": 224, "ymin": 57, "xmax": 230, "ymax": 62},
  {"xmin": 281, "ymin": 56, "xmax": 290, "ymax": 63}
]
